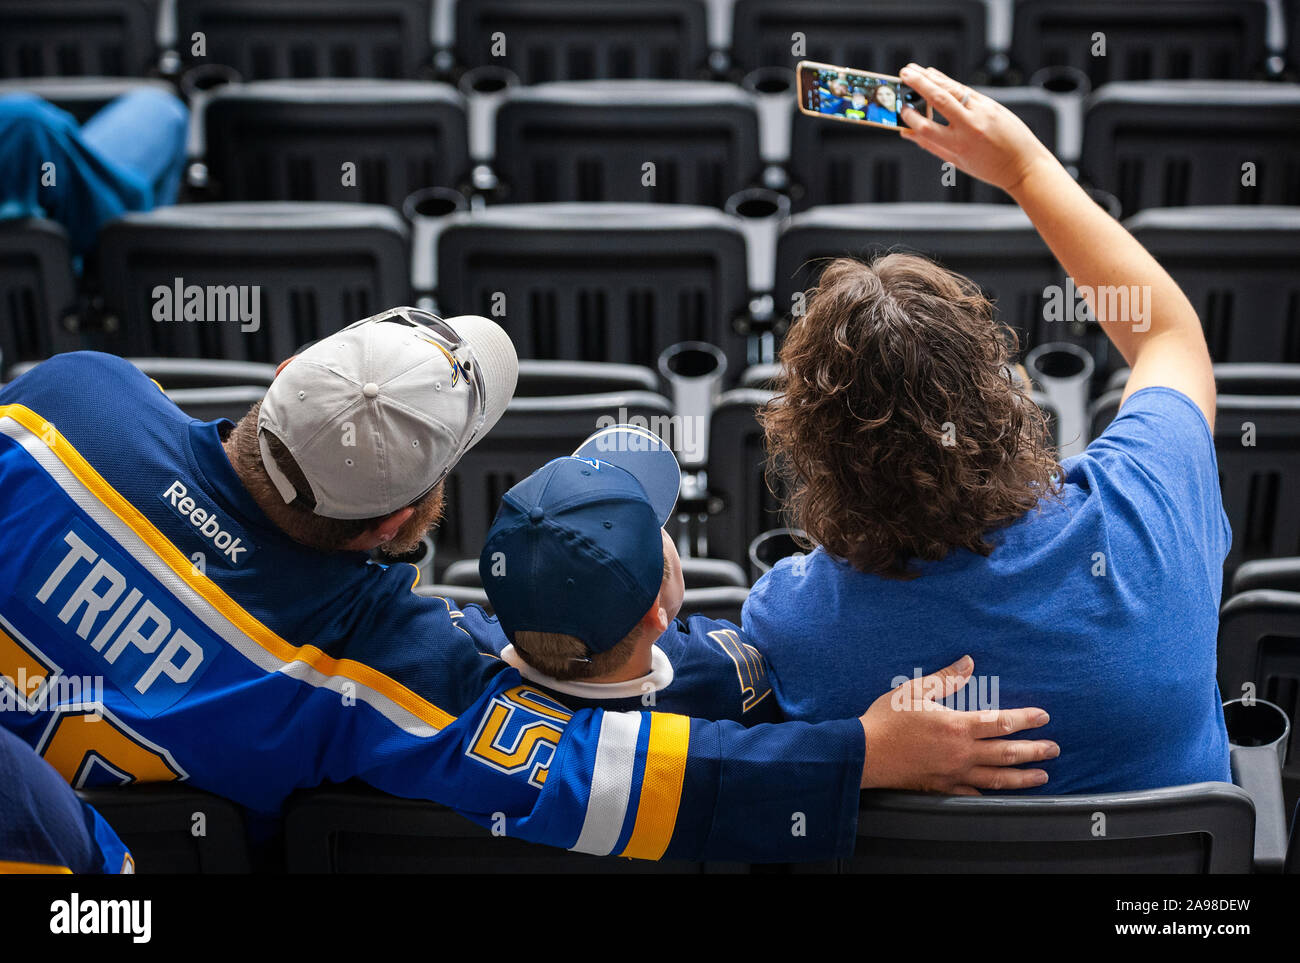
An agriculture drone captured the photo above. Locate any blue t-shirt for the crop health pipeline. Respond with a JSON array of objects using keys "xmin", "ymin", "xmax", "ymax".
[{"xmin": 743, "ymin": 387, "xmax": 1232, "ymax": 795}]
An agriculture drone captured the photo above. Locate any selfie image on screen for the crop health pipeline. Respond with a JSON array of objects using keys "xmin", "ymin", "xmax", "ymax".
[{"xmin": 807, "ymin": 67, "xmax": 899, "ymax": 126}]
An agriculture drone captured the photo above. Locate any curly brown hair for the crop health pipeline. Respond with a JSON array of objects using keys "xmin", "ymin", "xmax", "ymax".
[{"xmin": 761, "ymin": 254, "xmax": 1060, "ymax": 579}]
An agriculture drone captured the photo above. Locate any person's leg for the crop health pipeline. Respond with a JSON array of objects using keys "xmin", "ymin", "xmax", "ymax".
[
  {"xmin": 0, "ymin": 93, "xmax": 149, "ymax": 256},
  {"xmin": 80, "ymin": 87, "xmax": 189, "ymax": 207}
]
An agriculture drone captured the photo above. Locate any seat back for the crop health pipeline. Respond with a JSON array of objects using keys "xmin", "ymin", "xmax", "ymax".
[
  {"xmin": 176, "ymin": 0, "xmax": 432, "ymax": 79},
  {"xmin": 1081, "ymin": 82, "xmax": 1300, "ymax": 217},
  {"xmin": 436, "ymin": 204, "xmax": 750, "ymax": 374},
  {"xmin": 775, "ymin": 204, "xmax": 1077, "ymax": 356},
  {"xmin": 707, "ymin": 388, "xmax": 780, "ymax": 567},
  {"xmin": 0, "ymin": 219, "xmax": 79, "ymax": 367},
  {"xmin": 203, "ymin": 80, "xmax": 469, "ymax": 206},
  {"xmin": 1012, "ymin": 0, "xmax": 1270, "ymax": 85},
  {"xmin": 844, "ymin": 785, "xmax": 1255, "ymax": 873},
  {"xmin": 789, "ymin": 88, "xmax": 1058, "ymax": 209},
  {"xmin": 493, "ymin": 82, "xmax": 762, "ymax": 207},
  {"xmin": 454, "ymin": 0, "xmax": 710, "ymax": 83},
  {"xmin": 1217, "ymin": 590, "xmax": 1300, "ymax": 810},
  {"xmin": 435, "ymin": 391, "xmax": 675, "ymax": 567},
  {"xmin": 77, "ymin": 784, "xmax": 252, "ymax": 873},
  {"xmin": 1126, "ymin": 207, "xmax": 1300, "ymax": 364},
  {"xmin": 730, "ymin": 0, "xmax": 988, "ymax": 78},
  {"xmin": 97, "ymin": 202, "xmax": 411, "ymax": 361},
  {"xmin": 0, "ymin": 0, "xmax": 158, "ymax": 78}
]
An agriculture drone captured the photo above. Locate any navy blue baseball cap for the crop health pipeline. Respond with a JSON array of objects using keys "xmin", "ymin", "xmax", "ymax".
[{"xmin": 480, "ymin": 426, "xmax": 681, "ymax": 654}]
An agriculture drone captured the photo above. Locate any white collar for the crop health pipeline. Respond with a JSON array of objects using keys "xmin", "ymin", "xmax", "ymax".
[{"xmin": 499, "ymin": 643, "xmax": 674, "ymax": 700}]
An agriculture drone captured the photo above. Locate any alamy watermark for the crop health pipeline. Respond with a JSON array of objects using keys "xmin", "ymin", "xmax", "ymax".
[{"xmin": 151, "ymin": 277, "xmax": 260, "ymax": 333}]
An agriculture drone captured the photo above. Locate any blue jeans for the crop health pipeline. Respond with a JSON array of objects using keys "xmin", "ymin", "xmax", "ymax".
[{"xmin": 0, "ymin": 88, "xmax": 188, "ymax": 257}]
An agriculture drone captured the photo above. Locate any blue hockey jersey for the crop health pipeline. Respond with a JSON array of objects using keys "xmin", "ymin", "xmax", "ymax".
[
  {"xmin": 491, "ymin": 615, "xmax": 780, "ymax": 723},
  {"xmin": 0, "ymin": 352, "xmax": 864, "ymax": 862},
  {"xmin": 0, "ymin": 724, "xmax": 132, "ymax": 873}
]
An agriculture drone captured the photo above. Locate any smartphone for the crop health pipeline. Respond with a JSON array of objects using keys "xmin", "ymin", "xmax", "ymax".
[{"xmin": 796, "ymin": 60, "xmax": 931, "ymax": 131}]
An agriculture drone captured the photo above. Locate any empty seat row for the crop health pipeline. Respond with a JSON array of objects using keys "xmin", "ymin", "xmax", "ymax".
[
  {"xmin": 1, "ymin": 0, "xmax": 1291, "ymax": 83},
  {"xmin": 6, "ymin": 202, "xmax": 1297, "ymax": 376}
]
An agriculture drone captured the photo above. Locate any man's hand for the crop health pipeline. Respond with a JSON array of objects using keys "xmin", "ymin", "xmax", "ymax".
[{"xmin": 859, "ymin": 655, "xmax": 1058, "ymax": 794}]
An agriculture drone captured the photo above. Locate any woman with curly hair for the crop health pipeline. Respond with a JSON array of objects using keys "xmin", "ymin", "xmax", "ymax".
[{"xmin": 743, "ymin": 65, "xmax": 1230, "ymax": 794}]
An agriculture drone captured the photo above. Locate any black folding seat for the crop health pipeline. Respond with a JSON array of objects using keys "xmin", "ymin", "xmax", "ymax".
[
  {"xmin": 1012, "ymin": 0, "xmax": 1271, "ymax": 86},
  {"xmin": 283, "ymin": 782, "xmax": 730, "ymax": 873},
  {"xmin": 1090, "ymin": 365, "xmax": 1300, "ymax": 577},
  {"xmin": 0, "ymin": 219, "xmax": 79, "ymax": 368},
  {"xmin": 436, "ymin": 204, "xmax": 751, "ymax": 375},
  {"xmin": 789, "ymin": 87, "xmax": 1058, "ymax": 208},
  {"xmin": 774, "ymin": 204, "xmax": 1082, "ymax": 358},
  {"xmin": 175, "ymin": 0, "xmax": 433, "ymax": 80},
  {"xmin": 0, "ymin": 0, "xmax": 159, "ymax": 79},
  {"xmin": 1081, "ymin": 82, "xmax": 1300, "ymax": 217},
  {"xmin": 97, "ymin": 202, "xmax": 410, "ymax": 362},
  {"xmin": 434, "ymin": 391, "xmax": 675, "ymax": 568},
  {"xmin": 493, "ymin": 82, "xmax": 762, "ymax": 207},
  {"xmin": 1126, "ymin": 207, "xmax": 1300, "ymax": 364},
  {"xmin": 0, "ymin": 76, "xmax": 176, "ymax": 124},
  {"xmin": 839, "ymin": 784, "xmax": 1256, "ymax": 873},
  {"xmin": 454, "ymin": 0, "xmax": 710, "ymax": 83},
  {"xmin": 77, "ymin": 784, "xmax": 252, "ymax": 872},
  {"xmin": 202, "ymin": 80, "xmax": 470, "ymax": 207},
  {"xmin": 706, "ymin": 388, "xmax": 780, "ymax": 569},
  {"xmin": 1218, "ymin": 590, "xmax": 1300, "ymax": 813},
  {"xmin": 730, "ymin": 0, "xmax": 989, "ymax": 79}
]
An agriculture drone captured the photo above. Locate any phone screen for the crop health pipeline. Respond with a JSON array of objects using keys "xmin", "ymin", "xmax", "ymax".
[{"xmin": 798, "ymin": 63, "xmax": 926, "ymax": 129}]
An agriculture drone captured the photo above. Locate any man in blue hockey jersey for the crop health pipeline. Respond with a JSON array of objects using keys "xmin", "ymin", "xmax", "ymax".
[
  {"xmin": 479, "ymin": 427, "xmax": 778, "ymax": 724},
  {"xmin": 0, "ymin": 307, "xmax": 1058, "ymax": 863}
]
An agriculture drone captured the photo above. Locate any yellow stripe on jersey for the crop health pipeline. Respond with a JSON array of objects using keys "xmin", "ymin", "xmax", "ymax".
[
  {"xmin": 620, "ymin": 713, "xmax": 689, "ymax": 860},
  {"xmin": 0, "ymin": 860, "xmax": 72, "ymax": 874},
  {"xmin": 0, "ymin": 404, "xmax": 457, "ymax": 732}
]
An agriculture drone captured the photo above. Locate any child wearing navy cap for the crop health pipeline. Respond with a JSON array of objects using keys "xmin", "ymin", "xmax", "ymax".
[{"xmin": 479, "ymin": 426, "xmax": 778, "ymax": 723}]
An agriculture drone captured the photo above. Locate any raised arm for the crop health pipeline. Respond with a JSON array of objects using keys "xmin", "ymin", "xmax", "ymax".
[{"xmin": 896, "ymin": 64, "xmax": 1216, "ymax": 428}]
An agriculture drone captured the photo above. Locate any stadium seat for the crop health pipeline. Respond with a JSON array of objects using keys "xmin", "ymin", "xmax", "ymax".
[
  {"xmin": 0, "ymin": 219, "xmax": 79, "ymax": 367},
  {"xmin": 492, "ymin": 82, "xmax": 762, "ymax": 207},
  {"xmin": 0, "ymin": 0, "xmax": 159, "ymax": 79},
  {"xmin": 839, "ymin": 783, "xmax": 1256, "ymax": 873},
  {"xmin": 436, "ymin": 204, "xmax": 751, "ymax": 374},
  {"xmin": 1011, "ymin": 0, "xmax": 1270, "ymax": 86},
  {"xmin": 1232, "ymin": 558, "xmax": 1300, "ymax": 595},
  {"xmin": 6, "ymin": 357, "xmax": 276, "ymax": 402},
  {"xmin": 441, "ymin": 556, "xmax": 750, "ymax": 592},
  {"xmin": 730, "ymin": 0, "xmax": 989, "ymax": 79},
  {"xmin": 0, "ymin": 76, "xmax": 176, "ymax": 124},
  {"xmin": 453, "ymin": 0, "xmax": 710, "ymax": 83},
  {"xmin": 201, "ymin": 80, "xmax": 470, "ymax": 207},
  {"xmin": 176, "ymin": 0, "xmax": 433, "ymax": 80},
  {"xmin": 414, "ymin": 583, "xmax": 492, "ymax": 612},
  {"xmin": 434, "ymin": 391, "xmax": 674, "ymax": 569},
  {"xmin": 1126, "ymin": 207, "xmax": 1300, "ymax": 364},
  {"xmin": 1217, "ymin": 590, "xmax": 1300, "ymax": 814},
  {"xmin": 1090, "ymin": 365, "xmax": 1300, "ymax": 576},
  {"xmin": 788, "ymin": 87, "xmax": 1058, "ymax": 208},
  {"xmin": 706, "ymin": 388, "xmax": 779, "ymax": 568},
  {"xmin": 97, "ymin": 202, "xmax": 411, "ymax": 361},
  {"xmin": 283, "ymin": 781, "xmax": 729, "ymax": 873},
  {"xmin": 1080, "ymin": 82, "xmax": 1300, "ymax": 217},
  {"xmin": 515, "ymin": 359, "xmax": 660, "ymax": 396},
  {"xmin": 77, "ymin": 784, "xmax": 252, "ymax": 873},
  {"xmin": 774, "ymin": 204, "xmax": 1089, "ymax": 360}
]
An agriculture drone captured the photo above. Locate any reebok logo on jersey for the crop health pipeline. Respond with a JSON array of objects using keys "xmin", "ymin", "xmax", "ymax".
[{"xmin": 160, "ymin": 480, "xmax": 254, "ymax": 566}]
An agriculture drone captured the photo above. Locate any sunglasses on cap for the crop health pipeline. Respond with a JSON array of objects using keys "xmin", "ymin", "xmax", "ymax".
[{"xmin": 340, "ymin": 306, "xmax": 489, "ymax": 495}]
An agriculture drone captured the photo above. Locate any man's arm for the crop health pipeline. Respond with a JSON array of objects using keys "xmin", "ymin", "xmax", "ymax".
[{"xmin": 897, "ymin": 64, "xmax": 1216, "ymax": 428}]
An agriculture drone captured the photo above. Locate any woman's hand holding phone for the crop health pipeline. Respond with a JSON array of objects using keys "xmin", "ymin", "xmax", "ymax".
[{"xmin": 897, "ymin": 64, "xmax": 1058, "ymax": 194}]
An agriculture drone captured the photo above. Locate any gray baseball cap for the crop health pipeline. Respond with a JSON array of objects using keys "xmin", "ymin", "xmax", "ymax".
[{"xmin": 257, "ymin": 307, "xmax": 518, "ymax": 520}]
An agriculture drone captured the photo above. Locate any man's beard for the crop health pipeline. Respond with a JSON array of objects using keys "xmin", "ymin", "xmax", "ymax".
[{"xmin": 378, "ymin": 484, "xmax": 446, "ymax": 558}]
